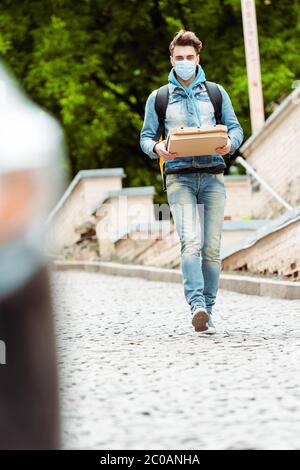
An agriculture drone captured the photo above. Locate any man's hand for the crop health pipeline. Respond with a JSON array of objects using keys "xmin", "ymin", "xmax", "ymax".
[
  {"xmin": 216, "ymin": 137, "xmax": 232, "ymax": 155},
  {"xmin": 154, "ymin": 140, "xmax": 177, "ymax": 160}
]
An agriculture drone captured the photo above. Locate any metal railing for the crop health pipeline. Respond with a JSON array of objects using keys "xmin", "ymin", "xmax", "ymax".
[{"xmin": 236, "ymin": 155, "xmax": 293, "ymax": 212}]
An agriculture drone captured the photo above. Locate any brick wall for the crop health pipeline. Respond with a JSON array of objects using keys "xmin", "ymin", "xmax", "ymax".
[
  {"xmin": 222, "ymin": 219, "xmax": 300, "ymax": 281},
  {"xmin": 242, "ymin": 97, "xmax": 300, "ymax": 219},
  {"xmin": 224, "ymin": 176, "xmax": 252, "ymax": 220}
]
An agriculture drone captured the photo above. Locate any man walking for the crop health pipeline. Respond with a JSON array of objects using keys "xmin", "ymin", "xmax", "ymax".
[{"xmin": 140, "ymin": 30, "xmax": 243, "ymax": 334}]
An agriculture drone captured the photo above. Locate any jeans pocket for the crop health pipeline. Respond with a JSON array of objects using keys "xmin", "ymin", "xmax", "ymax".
[
  {"xmin": 215, "ymin": 173, "xmax": 227, "ymax": 200},
  {"xmin": 166, "ymin": 173, "xmax": 178, "ymax": 187},
  {"xmin": 215, "ymin": 173, "xmax": 225, "ymax": 184}
]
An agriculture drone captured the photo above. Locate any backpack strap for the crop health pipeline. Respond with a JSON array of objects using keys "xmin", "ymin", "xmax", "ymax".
[
  {"xmin": 154, "ymin": 84, "xmax": 170, "ymax": 140},
  {"xmin": 203, "ymin": 81, "xmax": 223, "ymax": 124},
  {"xmin": 154, "ymin": 85, "xmax": 169, "ymax": 191},
  {"xmin": 204, "ymin": 81, "xmax": 242, "ymax": 167}
]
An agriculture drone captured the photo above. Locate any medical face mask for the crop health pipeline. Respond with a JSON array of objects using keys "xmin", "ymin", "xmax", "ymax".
[{"xmin": 174, "ymin": 60, "xmax": 196, "ymax": 81}]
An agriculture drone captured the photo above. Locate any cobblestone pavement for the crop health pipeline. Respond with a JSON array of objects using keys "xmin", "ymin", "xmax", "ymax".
[{"xmin": 51, "ymin": 270, "xmax": 300, "ymax": 450}]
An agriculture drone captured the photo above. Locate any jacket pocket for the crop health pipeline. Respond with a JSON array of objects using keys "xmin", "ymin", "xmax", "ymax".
[
  {"xmin": 166, "ymin": 96, "xmax": 186, "ymax": 129},
  {"xmin": 194, "ymin": 93, "xmax": 215, "ymax": 125}
]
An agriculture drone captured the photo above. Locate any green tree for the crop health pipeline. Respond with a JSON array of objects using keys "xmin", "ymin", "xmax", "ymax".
[{"xmin": 1, "ymin": 0, "xmax": 299, "ymax": 202}]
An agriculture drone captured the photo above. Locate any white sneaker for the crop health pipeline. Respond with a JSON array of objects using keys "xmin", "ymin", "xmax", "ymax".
[
  {"xmin": 199, "ymin": 315, "xmax": 216, "ymax": 335},
  {"xmin": 191, "ymin": 307, "xmax": 209, "ymax": 332}
]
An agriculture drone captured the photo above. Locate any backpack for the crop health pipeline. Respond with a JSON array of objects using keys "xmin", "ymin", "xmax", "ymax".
[{"xmin": 154, "ymin": 81, "xmax": 224, "ymax": 191}]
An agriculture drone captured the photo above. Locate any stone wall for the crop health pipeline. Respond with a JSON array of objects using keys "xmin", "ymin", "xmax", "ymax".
[{"xmin": 222, "ymin": 219, "xmax": 300, "ymax": 281}]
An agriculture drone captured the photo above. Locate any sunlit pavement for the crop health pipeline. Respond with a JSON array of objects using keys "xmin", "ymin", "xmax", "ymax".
[{"xmin": 51, "ymin": 270, "xmax": 300, "ymax": 450}]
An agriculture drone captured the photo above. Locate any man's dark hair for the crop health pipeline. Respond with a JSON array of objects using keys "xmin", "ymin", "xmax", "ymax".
[{"xmin": 169, "ymin": 30, "xmax": 203, "ymax": 56}]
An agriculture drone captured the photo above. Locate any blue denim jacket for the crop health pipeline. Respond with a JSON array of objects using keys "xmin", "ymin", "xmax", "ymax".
[{"xmin": 140, "ymin": 67, "xmax": 244, "ymax": 173}]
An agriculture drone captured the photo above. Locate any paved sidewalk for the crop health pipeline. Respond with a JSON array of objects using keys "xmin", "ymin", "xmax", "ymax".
[{"xmin": 51, "ymin": 270, "xmax": 300, "ymax": 450}]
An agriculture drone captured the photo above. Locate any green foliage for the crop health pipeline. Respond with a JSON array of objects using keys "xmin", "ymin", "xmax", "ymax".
[{"xmin": 1, "ymin": 0, "xmax": 299, "ymax": 201}]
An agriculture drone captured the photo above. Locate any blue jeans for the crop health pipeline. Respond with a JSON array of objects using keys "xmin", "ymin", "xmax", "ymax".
[{"xmin": 166, "ymin": 172, "xmax": 226, "ymax": 315}]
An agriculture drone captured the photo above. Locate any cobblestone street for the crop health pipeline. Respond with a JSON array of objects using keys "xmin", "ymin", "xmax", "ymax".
[{"xmin": 51, "ymin": 270, "xmax": 300, "ymax": 450}]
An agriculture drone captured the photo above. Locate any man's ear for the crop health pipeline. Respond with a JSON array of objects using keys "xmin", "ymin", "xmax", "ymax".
[
  {"xmin": 170, "ymin": 55, "xmax": 175, "ymax": 67},
  {"xmin": 196, "ymin": 54, "xmax": 200, "ymax": 64}
]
